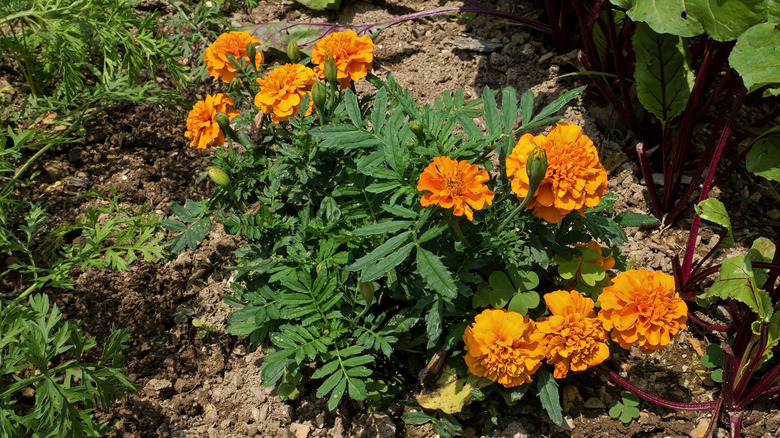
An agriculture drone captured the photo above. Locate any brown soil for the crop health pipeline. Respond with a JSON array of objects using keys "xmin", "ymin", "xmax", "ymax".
[{"xmin": 5, "ymin": 0, "xmax": 779, "ymax": 437}]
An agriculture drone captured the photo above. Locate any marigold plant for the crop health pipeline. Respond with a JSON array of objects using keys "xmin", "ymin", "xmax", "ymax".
[
  {"xmin": 463, "ymin": 309, "xmax": 546, "ymax": 388},
  {"xmin": 506, "ymin": 123, "xmax": 608, "ymax": 223},
  {"xmin": 255, "ymin": 63, "xmax": 317, "ymax": 123},
  {"xmin": 204, "ymin": 31, "xmax": 263, "ymax": 83},
  {"xmin": 536, "ymin": 290, "xmax": 609, "ymax": 378},
  {"xmin": 311, "ymin": 29, "xmax": 374, "ymax": 89},
  {"xmin": 184, "ymin": 93, "xmax": 239, "ymax": 149},
  {"xmin": 417, "ymin": 156, "xmax": 494, "ymax": 221},
  {"xmin": 598, "ymin": 269, "xmax": 687, "ymax": 353}
]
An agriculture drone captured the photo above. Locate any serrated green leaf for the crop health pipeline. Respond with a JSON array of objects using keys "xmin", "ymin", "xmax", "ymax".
[
  {"xmin": 633, "ymin": 22, "xmax": 694, "ymax": 124},
  {"xmin": 344, "ymin": 89, "xmax": 362, "ymax": 127},
  {"xmin": 730, "ymin": 22, "xmax": 780, "ymax": 93},
  {"xmin": 482, "ymin": 86, "xmax": 501, "ymax": 138},
  {"xmin": 327, "ymin": 376, "xmax": 347, "ymax": 410},
  {"xmin": 528, "ymin": 86, "xmax": 586, "ymax": 126},
  {"xmin": 363, "ymin": 242, "xmax": 414, "ymax": 282},
  {"xmin": 416, "ymin": 247, "xmax": 458, "ymax": 299},
  {"xmin": 614, "ymin": 211, "xmax": 659, "ymax": 227},
  {"xmin": 537, "ymin": 367, "xmax": 562, "ymax": 426},
  {"xmin": 402, "ymin": 411, "xmax": 432, "ymax": 425},
  {"xmin": 347, "ymin": 230, "xmax": 411, "ymax": 271},
  {"xmin": 501, "ymin": 87, "xmax": 519, "ymax": 133},
  {"xmin": 351, "ymin": 220, "xmax": 413, "ymax": 236}
]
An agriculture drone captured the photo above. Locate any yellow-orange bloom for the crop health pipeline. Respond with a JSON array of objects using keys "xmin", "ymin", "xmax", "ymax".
[
  {"xmin": 417, "ymin": 156, "xmax": 495, "ymax": 221},
  {"xmin": 506, "ymin": 123, "xmax": 608, "ymax": 223},
  {"xmin": 536, "ymin": 290, "xmax": 609, "ymax": 378},
  {"xmin": 463, "ymin": 309, "xmax": 546, "ymax": 387},
  {"xmin": 255, "ymin": 63, "xmax": 317, "ymax": 123},
  {"xmin": 597, "ymin": 270, "xmax": 687, "ymax": 353},
  {"xmin": 311, "ymin": 29, "xmax": 374, "ymax": 89},
  {"xmin": 184, "ymin": 93, "xmax": 239, "ymax": 149},
  {"xmin": 204, "ymin": 31, "xmax": 263, "ymax": 83}
]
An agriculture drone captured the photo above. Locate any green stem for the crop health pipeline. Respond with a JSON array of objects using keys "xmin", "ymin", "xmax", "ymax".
[
  {"xmin": 449, "ymin": 215, "xmax": 471, "ymax": 248},
  {"xmin": 497, "ymin": 182, "xmax": 538, "ymax": 233}
]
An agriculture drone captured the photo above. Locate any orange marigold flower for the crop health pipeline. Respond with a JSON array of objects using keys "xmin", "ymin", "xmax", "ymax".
[
  {"xmin": 417, "ymin": 156, "xmax": 495, "ymax": 221},
  {"xmin": 536, "ymin": 290, "xmax": 609, "ymax": 378},
  {"xmin": 597, "ymin": 269, "xmax": 687, "ymax": 353},
  {"xmin": 463, "ymin": 309, "xmax": 546, "ymax": 388},
  {"xmin": 184, "ymin": 93, "xmax": 240, "ymax": 149},
  {"xmin": 311, "ymin": 29, "xmax": 374, "ymax": 89},
  {"xmin": 506, "ymin": 123, "xmax": 608, "ymax": 223},
  {"xmin": 204, "ymin": 31, "xmax": 263, "ymax": 83},
  {"xmin": 255, "ymin": 63, "xmax": 317, "ymax": 123}
]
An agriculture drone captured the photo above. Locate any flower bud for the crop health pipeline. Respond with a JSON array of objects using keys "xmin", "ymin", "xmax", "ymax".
[
  {"xmin": 286, "ymin": 41, "xmax": 302, "ymax": 63},
  {"xmin": 359, "ymin": 282, "xmax": 375, "ymax": 305},
  {"xmin": 410, "ymin": 120, "xmax": 423, "ymax": 136},
  {"xmin": 215, "ymin": 111, "xmax": 232, "ymax": 132},
  {"xmin": 208, "ymin": 166, "xmax": 230, "ymax": 188},
  {"xmin": 311, "ymin": 81, "xmax": 327, "ymax": 110},
  {"xmin": 526, "ymin": 146, "xmax": 548, "ymax": 189},
  {"xmin": 324, "ymin": 53, "xmax": 338, "ymax": 85},
  {"xmin": 246, "ymin": 42, "xmax": 257, "ymax": 69}
]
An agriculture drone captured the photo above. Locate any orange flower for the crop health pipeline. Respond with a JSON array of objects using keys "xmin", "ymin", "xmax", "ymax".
[
  {"xmin": 204, "ymin": 31, "xmax": 263, "ymax": 83},
  {"xmin": 417, "ymin": 157, "xmax": 494, "ymax": 221},
  {"xmin": 463, "ymin": 309, "xmax": 546, "ymax": 387},
  {"xmin": 506, "ymin": 123, "xmax": 607, "ymax": 223},
  {"xmin": 536, "ymin": 290, "xmax": 609, "ymax": 378},
  {"xmin": 311, "ymin": 29, "xmax": 374, "ymax": 89},
  {"xmin": 597, "ymin": 270, "xmax": 687, "ymax": 353},
  {"xmin": 184, "ymin": 93, "xmax": 239, "ymax": 149},
  {"xmin": 255, "ymin": 64, "xmax": 317, "ymax": 123}
]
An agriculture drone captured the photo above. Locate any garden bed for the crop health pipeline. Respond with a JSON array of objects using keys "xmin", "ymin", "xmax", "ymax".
[{"xmin": 3, "ymin": 0, "xmax": 779, "ymax": 437}]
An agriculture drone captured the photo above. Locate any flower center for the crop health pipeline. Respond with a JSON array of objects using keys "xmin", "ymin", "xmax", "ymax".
[{"xmin": 444, "ymin": 173, "xmax": 464, "ymax": 195}]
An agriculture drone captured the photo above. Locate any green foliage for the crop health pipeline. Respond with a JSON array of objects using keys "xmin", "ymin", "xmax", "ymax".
[
  {"xmin": 608, "ymin": 391, "xmax": 641, "ymax": 423},
  {"xmin": 0, "ymin": 295, "xmax": 136, "ymax": 437},
  {"xmin": 746, "ymin": 136, "xmax": 780, "ymax": 182},
  {"xmin": 0, "ymin": 0, "xmax": 187, "ymax": 104},
  {"xmin": 632, "ymin": 22, "xmax": 694, "ymax": 125},
  {"xmin": 294, "ymin": 0, "xmax": 341, "ymax": 11},
  {"xmin": 170, "ymin": 39, "xmax": 630, "ymax": 426},
  {"xmin": 700, "ymin": 343, "xmax": 724, "ymax": 383}
]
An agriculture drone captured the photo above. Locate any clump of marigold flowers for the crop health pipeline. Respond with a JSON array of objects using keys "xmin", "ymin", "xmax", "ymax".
[
  {"xmin": 311, "ymin": 29, "xmax": 374, "ymax": 89},
  {"xmin": 184, "ymin": 93, "xmax": 239, "ymax": 149},
  {"xmin": 506, "ymin": 123, "xmax": 608, "ymax": 223},
  {"xmin": 204, "ymin": 31, "xmax": 263, "ymax": 83},
  {"xmin": 417, "ymin": 156, "xmax": 495, "ymax": 221},
  {"xmin": 255, "ymin": 63, "xmax": 317, "ymax": 123},
  {"xmin": 536, "ymin": 290, "xmax": 609, "ymax": 378},
  {"xmin": 598, "ymin": 269, "xmax": 688, "ymax": 353},
  {"xmin": 463, "ymin": 309, "xmax": 547, "ymax": 387}
]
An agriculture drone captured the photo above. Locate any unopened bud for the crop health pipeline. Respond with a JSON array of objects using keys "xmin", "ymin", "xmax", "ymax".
[
  {"xmin": 526, "ymin": 147, "xmax": 548, "ymax": 189},
  {"xmin": 286, "ymin": 41, "xmax": 301, "ymax": 63},
  {"xmin": 409, "ymin": 120, "xmax": 424, "ymax": 141},
  {"xmin": 215, "ymin": 111, "xmax": 231, "ymax": 132},
  {"xmin": 311, "ymin": 82, "xmax": 327, "ymax": 109},
  {"xmin": 246, "ymin": 42, "xmax": 257, "ymax": 68},
  {"xmin": 324, "ymin": 54, "xmax": 338, "ymax": 85},
  {"xmin": 359, "ymin": 282, "xmax": 375, "ymax": 305},
  {"xmin": 208, "ymin": 166, "xmax": 230, "ymax": 188}
]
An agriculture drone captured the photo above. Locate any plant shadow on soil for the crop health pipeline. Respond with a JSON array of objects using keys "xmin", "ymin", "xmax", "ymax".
[{"xmin": 10, "ymin": 0, "xmax": 778, "ymax": 436}]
